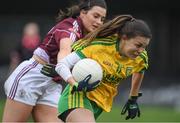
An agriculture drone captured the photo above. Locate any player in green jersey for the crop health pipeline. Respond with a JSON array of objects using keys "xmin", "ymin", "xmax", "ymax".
[{"xmin": 57, "ymin": 15, "xmax": 152, "ymax": 122}]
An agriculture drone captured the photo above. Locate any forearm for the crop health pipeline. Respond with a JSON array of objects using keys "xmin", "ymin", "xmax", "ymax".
[
  {"xmin": 55, "ymin": 52, "xmax": 81, "ymax": 86},
  {"xmin": 129, "ymin": 72, "xmax": 144, "ymax": 96}
]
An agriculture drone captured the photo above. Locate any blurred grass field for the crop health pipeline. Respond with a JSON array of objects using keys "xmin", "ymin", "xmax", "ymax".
[
  {"xmin": 0, "ymin": 99, "xmax": 180, "ymax": 122},
  {"xmin": 97, "ymin": 104, "xmax": 180, "ymax": 122},
  {"xmin": 0, "ymin": 100, "xmax": 5, "ymax": 122}
]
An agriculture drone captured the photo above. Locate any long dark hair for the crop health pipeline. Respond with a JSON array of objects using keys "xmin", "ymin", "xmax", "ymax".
[
  {"xmin": 77, "ymin": 15, "xmax": 152, "ymax": 46},
  {"xmin": 56, "ymin": 0, "xmax": 107, "ymax": 22}
]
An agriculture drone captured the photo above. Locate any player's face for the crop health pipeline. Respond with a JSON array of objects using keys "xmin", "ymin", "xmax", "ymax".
[
  {"xmin": 80, "ymin": 6, "xmax": 106, "ymax": 33},
  {"xmin": 120, "ymin": 36, "xmax": 150, "ymax": 59}
]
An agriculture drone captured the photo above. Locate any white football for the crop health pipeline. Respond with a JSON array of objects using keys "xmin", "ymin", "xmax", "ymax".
[{"xmin": 72, "ymin": 58, "xmax": 103, "ymax": 84}]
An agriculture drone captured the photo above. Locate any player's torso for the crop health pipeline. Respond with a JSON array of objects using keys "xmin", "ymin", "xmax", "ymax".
[
  {"xmin": 80, "ymin": 38, "xmax": 147, "ymax": 85},
  {"xmin": 79, "ymin": 37, "xmax": 148, "ymax": 112}
]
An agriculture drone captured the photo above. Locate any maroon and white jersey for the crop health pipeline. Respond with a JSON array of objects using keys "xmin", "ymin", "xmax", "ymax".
[{"xmin": 34, "ymin": 17, "xmax": 84, "ymax": 64}]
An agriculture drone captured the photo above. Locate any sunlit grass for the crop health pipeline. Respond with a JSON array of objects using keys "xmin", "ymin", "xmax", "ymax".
[
  {"xmin": 97, "ymin": 104, "xmax": 180, "ymax": 122},
  {"xmin": 1, "ymin": 99, "xmax": 180, "ymax": 122}
]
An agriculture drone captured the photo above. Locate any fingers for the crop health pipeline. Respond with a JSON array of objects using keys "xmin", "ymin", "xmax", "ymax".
[
  {"xmin": 125, "ymin": 115, "xmax": 130, "ymax": 120},
  {"xmin": 41, "ymin": 65, "xmax": 51, "ymax": 73},
  {"xmin": 84, "ymin": 74, "xmax": 92, "ymax": 82},
  {"xmin": 130, "ymin": 112, "xmax": 136, "ymax": 119},
  {"xmin": 87, "ymin": 81, "xmax": 100, "ymax": 91},
  {"xmin": 121, "ymin": 103, "xmax": 128, "ymax": 115},
  {"xmin": 41, "ymin": 70, "xmax": 50, "ymax": 76},
  {"xmin": 44, "ymin": 64, "xmax": 56, "ymax": 68},
  {"xmin": 121, "ymin": 102, "xmax": 140, "ymax": 120},
  {"xmin": 41, "ymin": 67, "xmax": 50, "ymax": 75},
  {"xmin": 125, "ymin": 111, "xmax": 137, "ymax": 120},
  {"xmin": 89, "ymin": 80, "xmax": 100, "ymax": 88},
  {"xmin": 42, "ymin": 64, "xmax": 55, "ymax": 72}
]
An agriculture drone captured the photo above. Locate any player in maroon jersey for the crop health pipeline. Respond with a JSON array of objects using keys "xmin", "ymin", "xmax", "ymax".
[{"xmin": 3, "ymin": 0, "xmax": 107, "ymax": 122}]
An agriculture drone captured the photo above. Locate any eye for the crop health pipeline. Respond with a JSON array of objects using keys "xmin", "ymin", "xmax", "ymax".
[
  {"xmin": 93, "ymin": 14, "xmax": 99, "ymax": 19},
  {"xmin": 93, "ymin": 13, "xmax": 105, "ymax": 23},
  {"xmin": 136, "ymin": 44, "xmax": 147, "ymax": 50},
  {"xmin": 135, "ymin": 44, "xmax": 142, "ymax": 48}
]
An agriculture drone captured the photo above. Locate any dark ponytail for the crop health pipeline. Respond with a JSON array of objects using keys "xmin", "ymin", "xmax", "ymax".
[
  {"xmin": 56, "ymin": 5, "xmax": 80, "ymax": 22},
  {"xmin": 56, "ymin": 0, "xmax": 107, "ymax": 22},
  {"xmin": 76, "ymin": 14, "xmax": 152, "ymax": 46},
  {"xmin": 77, "ymin": 15, "xmax": 133, "ymax": 46}
]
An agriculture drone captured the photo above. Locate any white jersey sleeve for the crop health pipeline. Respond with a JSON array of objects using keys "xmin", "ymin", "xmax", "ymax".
[{"xmin": 55, "ymin": 52, "xmax": 81, "ymax": 81}]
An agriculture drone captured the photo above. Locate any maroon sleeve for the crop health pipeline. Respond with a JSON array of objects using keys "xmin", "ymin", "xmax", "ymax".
[{"xmin": 53, "ymin": 21, "xmax": 79, "ymax": 46}]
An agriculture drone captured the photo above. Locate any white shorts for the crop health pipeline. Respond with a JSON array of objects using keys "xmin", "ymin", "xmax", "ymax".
[{"xmin": 4, "ymin": 58, "xmax": 62, "ymax": 107}]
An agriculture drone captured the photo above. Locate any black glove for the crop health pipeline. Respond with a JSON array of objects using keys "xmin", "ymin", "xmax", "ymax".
[
  {"xmin": 71, "ymin": 74, "xmax": 100, "ymax": 94},
  {"xmin": 41, "ymin": 64, "xmax": 59, "ymax": 77},
  {"xmin": 121, "ymin": 93, "xmax": 142, "ymax": 120},
  {"xmin": 41, "ymin": 64, "xmax": 63, "ymax": 83}
]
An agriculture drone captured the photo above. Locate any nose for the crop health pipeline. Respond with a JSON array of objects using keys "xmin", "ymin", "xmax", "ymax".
[{"xmin": 96, "ymin": 18, "xmax": 103, "ymax": 26}]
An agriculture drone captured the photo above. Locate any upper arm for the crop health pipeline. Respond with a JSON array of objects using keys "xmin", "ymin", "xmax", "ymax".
[
  {"xmin": 54, "ymin": 21, "xmax": 80, "ymax": 62},
  {"xmin": 57, "ymin": 38, "xmax": 74, "ymax": 62}
]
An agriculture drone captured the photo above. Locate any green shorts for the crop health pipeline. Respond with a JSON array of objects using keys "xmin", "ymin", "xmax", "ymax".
[{"xmin": 58, "ymin": 84, "xmax": 103, "ymax": 120}]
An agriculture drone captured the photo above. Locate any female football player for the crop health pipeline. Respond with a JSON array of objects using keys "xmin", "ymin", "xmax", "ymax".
[
  {"xmin": 3, "ymin": 0, "xmax": 107, "ymax": 122},
  {"xmin": 55, "ymin": 15, "xmax": 152, "ymax": 122}
]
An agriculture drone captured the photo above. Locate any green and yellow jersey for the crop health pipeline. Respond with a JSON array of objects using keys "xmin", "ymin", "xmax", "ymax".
[{"xmin": 72, "ymin": 36, "xmax": 148, "ymax": 112}]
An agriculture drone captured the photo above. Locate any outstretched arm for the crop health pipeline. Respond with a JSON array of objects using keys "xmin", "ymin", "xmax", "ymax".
[
  {"xmin": 121, "ymin": 72, "xmax": 144, "ymax": 120},
  {"xmin": 130, "ymin": 72, "xmax": 144, "ymax": 96}
]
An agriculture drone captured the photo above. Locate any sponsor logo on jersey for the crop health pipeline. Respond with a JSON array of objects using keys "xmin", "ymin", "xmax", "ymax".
[{"xmin": 103, "ymin": 61, "xmax": 113, "ymax": 67}]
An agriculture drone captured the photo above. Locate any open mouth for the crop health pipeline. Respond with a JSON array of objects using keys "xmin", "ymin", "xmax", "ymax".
[
  {"xmin": 92, "ymin": 25, "xmax": 98, "ymax": 29},
  {"xmin": 131, "ymin": 53, "xmax": 139, "ymax": 58}
]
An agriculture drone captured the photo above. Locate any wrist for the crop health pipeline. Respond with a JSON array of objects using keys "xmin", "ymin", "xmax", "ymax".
[
  {"xmin": 67, "ymin": 77, "xmax": 77, "ymax": 86},
  {"xmin": 128, "ymin": 96, "xmax": 138, "ymax": 101}
]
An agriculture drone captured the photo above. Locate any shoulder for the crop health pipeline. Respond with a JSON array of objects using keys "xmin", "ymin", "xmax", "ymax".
[
  {"xmin": 55, "ymin": 18, "xmax": 74, "ymax": 28},
  {"xmin": 60, "ymin": 18, "xmax": 80, "ymax": 27},
  {"xmin": 73, "ymin": 35, "xmax": 118, "ymax": 52},
  {"xmin": 90, "ymin": 36, "xmax": 117, "ymax": 46},
  {"xmin": 138, "ymin": 50, "xmax": 148, "ymax": 64},
  {"xmin": 56, "ymin": 17, "xmax": 82, "ymax": 34}
]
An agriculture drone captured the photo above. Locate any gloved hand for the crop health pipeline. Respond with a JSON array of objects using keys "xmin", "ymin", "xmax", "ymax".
[
  {"xmin": 71, "ymin": 74, "xmax": 100, "ymax": 94},
  {"xmin": 121, "ymin": 93, "xmax": 142, "ymax": 120},
  {"xmin": 41, "ymin": 64, "xmax": 62, "ymax": 83},
  {"xmin": 41, "ymin": 64, "xmax": 59, "ymax": 77}
]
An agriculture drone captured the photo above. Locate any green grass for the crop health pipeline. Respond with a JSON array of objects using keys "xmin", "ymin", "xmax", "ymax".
[
  {"xmin": 97, "ymin": 105, "xmax": 180, "ymax": 122},
  {"xmin": 1, "ymin": 99, "xmax": 180, "ymax": 122},
  {"xmin": 0, "ymin": 99, "xmax": 5, "ymax": 121}
]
